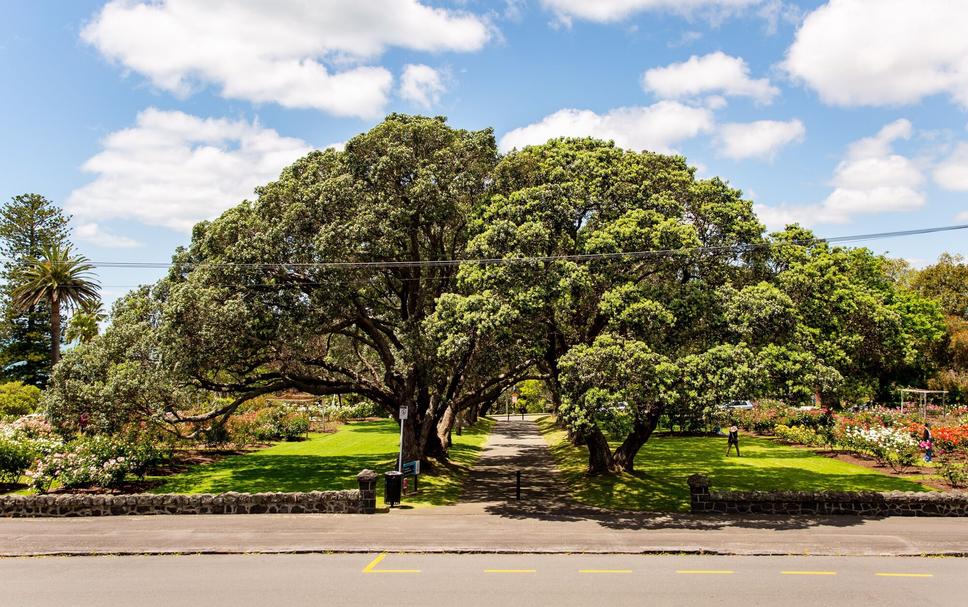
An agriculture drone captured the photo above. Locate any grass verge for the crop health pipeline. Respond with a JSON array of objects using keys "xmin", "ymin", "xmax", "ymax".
[
  {"xmin": 537, "ymin": 416, "xmax": 930, "ymax": 513},
  {"xmin": 151, "ymin": 418, "xmax": 493, "ymax": 508}
]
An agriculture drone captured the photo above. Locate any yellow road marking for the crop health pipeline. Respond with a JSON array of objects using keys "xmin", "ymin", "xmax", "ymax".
[
  {"xmin": 485, "ymin": 569, "xmax": 537, "ymax": 573},
  {"xmin": 875, "ymin": 573, "xmax": 933, "ymax": 578},
  {"xmin": 676, "ymin": 570, "xmax": 734, "ymax": 574},
  {"xmin": 579, "ymin": 569, "xmax": 633, "ymax": 574},
  {"xmin": 781, "ymin": 571, "xmax": 837, "ymax": 576},
  {"xmin": 362, "ymin": 552, "xmax": 420, "ymax": 574}
]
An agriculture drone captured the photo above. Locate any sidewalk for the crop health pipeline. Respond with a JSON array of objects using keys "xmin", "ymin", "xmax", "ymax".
[{"xmin": 2, "ymin": 418, "xmax": 966, "ymax": 557}]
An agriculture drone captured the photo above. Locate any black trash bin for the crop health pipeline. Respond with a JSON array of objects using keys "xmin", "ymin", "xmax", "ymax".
[{"xmin": 384, "ymin": 471, "xmax": 402, "ymax": 506}]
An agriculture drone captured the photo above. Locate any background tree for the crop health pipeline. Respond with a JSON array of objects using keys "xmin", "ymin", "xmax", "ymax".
[
  {"xmin": 65, "ymin": 300, "xmax": 106, "ymax": 344},
  {"xmin": 454, "ymin": 138, "xmax": 764, "ymax": 472},
  {"xmin": 0, "ymin": 194, "xmax": 69, "ymax": 386},
  {"xmin": 910, "ymin": 254, "xmax": 968, "ymax": 403},
  {"xmin": 12, "ymin": 243, "xmax": 100, "ymax": 366}
]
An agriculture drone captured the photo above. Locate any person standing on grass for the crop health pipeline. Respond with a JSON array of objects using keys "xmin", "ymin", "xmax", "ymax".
[
  {"xmin": 726, "ymin": 425, "xmax": 740, "ymax": 457},
  {"xmin": 922, "ymin": 424, "xmax": 933, "ymax": 463}
]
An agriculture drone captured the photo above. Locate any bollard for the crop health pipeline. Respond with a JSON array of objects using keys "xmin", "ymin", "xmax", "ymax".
[{"xmin": 515, "ymin": 470, "xmax": 521, "ymax": 500}]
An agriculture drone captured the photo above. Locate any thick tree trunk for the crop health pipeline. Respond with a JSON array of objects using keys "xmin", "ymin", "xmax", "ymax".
[
  {"xmin": 436, "ymin": 403, "xmax": 457, "ymax": 451},
  {"xmin": 584, "ymin": 424, "xmax": 614, "ymax": 475},
  {"xmin": 611, "ymin": 412, "xmax": 661, "ymax": 473},
  {"xmin": 466, "ymin": 403, "xmax": 479, "ymax": 425}
]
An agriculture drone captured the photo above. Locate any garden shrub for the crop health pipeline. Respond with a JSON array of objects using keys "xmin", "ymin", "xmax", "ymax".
[
  {"xmin": 0, "ymin": 436, "xmax": 34, "ymax": 482},
  {"xmin": 0, "ymin": 381, "xmax": 41, "ymax": 419},
  {"xmin": 225, "ymin": 406, "xmax": 311, "ymax": 444},
  {"xmin": 837, "ymin": 425, "xmax": 919, "ymax": 472},
  {"xmin": 323, "ymin": 400, "xmax": 382, "ymax": 422},
  {"xmin": 27, "ymin": 434, "xmax": 169, "ymax": 492},
  {"xmin": 937, "ymin": 451, "xmax": 968, "ymax": 488},
  {"xmin": 774, "ymin": 424, "xmax": 829, "ymax": 447}
]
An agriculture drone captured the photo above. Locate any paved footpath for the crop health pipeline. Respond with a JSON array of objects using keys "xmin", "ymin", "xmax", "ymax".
[{"xmin": 2, "ymin": 417, "xmax": 967, "ymax": 557}]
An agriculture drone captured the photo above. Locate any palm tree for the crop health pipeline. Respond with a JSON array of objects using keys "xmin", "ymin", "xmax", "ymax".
[
  {"xmin": 12, "ymin": 243, "xmax": 100, "ymax": 366},
  {"xmin": 65, "ymin": 299, "xmax": 107, "ymax": 344}
]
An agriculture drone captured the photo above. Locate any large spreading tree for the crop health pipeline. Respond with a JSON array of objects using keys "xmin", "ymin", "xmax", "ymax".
[{"xmin": 45, "ymin": 115, "xmax": 947, "ymax": 469}]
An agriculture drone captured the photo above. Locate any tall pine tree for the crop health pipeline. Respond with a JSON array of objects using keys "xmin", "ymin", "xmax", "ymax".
[{"xmin": 0, "ymin": 194, "xmax": 70, "ymax": 387}]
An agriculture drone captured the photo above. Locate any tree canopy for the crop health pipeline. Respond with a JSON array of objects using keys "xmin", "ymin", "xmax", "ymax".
[{"xmin": 44, "ymin": 115, "xmax": 949, "ymax": 470}]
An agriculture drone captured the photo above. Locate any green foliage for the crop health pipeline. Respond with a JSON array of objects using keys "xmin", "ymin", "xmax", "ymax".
[
  {"xmin": 910, "ymin": 253, "xmax": 968, "ymax": 319},
  {"xmin": 0, "ymin": 435, "xmax": 35, "ymax": 482},
  {"xmin": 516, "ymin": 379, "xmax": 550, "ymax": 413},
  {"xmin": 0, "ymin": 194, "xmax": 69, "ymax": 387},
  {"xmin": 937, "ymin": 451, "xmax": 968, "ymax": 488},
  {"xmin": 65, "ymin": 300, "xmax": 106, "ymax": 345},
  {"xmin": 44, "ymin": 288, "xmax": 211, "ymax": 436},
  {"xmin": 0, "ymin": 381, "xmax": 41, "ymax": 418}
]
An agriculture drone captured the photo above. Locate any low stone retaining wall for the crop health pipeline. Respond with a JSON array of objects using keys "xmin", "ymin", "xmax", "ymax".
[
  {"xmin": 0, "ymin": 469, "xmax": 381, "ymax": 518},
  {"xmin": 687, "ymin": 474, "xmax": 968, "ymax": 516}
]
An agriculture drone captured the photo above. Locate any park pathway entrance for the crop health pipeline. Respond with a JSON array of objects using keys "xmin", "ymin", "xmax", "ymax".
[{"xmin": 452, "ymin": 415, "xmax": 580, "ymax": 513}]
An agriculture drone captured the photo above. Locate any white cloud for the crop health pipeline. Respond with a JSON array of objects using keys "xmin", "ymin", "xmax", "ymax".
[
  {"xmin": 643, "ymin": 52, "xmax": 778, "ymax": 104},
  {"xmin": 715, "ymin": 119, "xmax": 805, "ymax": 160},
  {"xmin": 784, "ymin": 0, "xmax": 968, "ymax": 108},
  {"xmin": 498, "ymin": 102, "xmax": 714, "ymax": 153},
  {"xmin": 755, "ymin": 119, "xmax": 924, "ymax": 229},
  {"xmin": 934, "ymin": 143, "xmax": 968, "ymax": 191},
  {"xmin": 541, "ymin": 0, "xmax": 760, "ymax": 24},
  {"xmin": 82, "ymin": 0, "xmax": 491, "ymax": 118},
  {"xmin": 66, "ymin": 108, "xmax": 312, "ymax": 233},
  {"xmin": 399, "ymin": 64, "xmax": 447, "ymax": 108},
  {"xmin": 74, "ymin": 223, "xmax": 141, "ymax": 249}
]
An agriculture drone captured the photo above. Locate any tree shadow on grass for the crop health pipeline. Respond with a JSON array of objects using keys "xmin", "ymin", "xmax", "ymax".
[
  {"xmin": 480, "ymin": 431, "xmax": 925, "ymax": 531},
  {"xmin": 153, "ymin": 455, "xmax": 395, "ymax": 494}
]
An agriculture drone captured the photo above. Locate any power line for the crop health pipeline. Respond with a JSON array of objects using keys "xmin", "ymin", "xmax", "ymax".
[{"xmin": 4, "ymin": 223, "xmax": 967, "ymax": 271}]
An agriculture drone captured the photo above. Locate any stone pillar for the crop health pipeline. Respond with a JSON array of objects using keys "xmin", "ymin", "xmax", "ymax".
[
  {"xmin": 357, "ymin": 469, "xmax": 379, "ymax": 514},
  {"xmin": 687, "ymin": 474, "xmax": 711, "ymax": 513}
]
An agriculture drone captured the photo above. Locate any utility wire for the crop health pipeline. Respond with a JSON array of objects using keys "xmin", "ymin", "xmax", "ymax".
[{"xmin": 4, "ymin": 223, "xmax": 966, "ymax": 271}]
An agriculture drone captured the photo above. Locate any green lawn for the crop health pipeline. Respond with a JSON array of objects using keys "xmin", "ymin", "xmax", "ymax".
[
  {"xmin": 538, "ymin": 416, "xmax": 930, "ymax": 513},
  {"xmin": 151, "ymin": 418, "xmax": 493, "ymax": 507}
]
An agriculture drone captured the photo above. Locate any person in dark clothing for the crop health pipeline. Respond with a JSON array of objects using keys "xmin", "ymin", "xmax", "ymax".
[
  {"xmin": 726, "ymin": 425, "xmax": 740, "ymax": 457},
  {"xmin": 923, "ymin": 424, "xmax": 933, "ymax": 463}
]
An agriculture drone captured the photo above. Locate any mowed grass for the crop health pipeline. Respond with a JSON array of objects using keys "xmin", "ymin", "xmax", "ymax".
[
  {"xmin": 537, "ymin": 416, "xmax": 930, "ymax": 513},
  {"xmin": 152, "ymin": 418, "xmax": 493, "ymax": 507}
]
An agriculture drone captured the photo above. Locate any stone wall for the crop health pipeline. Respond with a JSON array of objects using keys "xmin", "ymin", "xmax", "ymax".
[
  {"xmin": 687, "ymin": 474, "xmax": 968, "ymax": 516},
  {"xmin": 0, "ymin": 469, "xmax": 383, "ymax": 518}
]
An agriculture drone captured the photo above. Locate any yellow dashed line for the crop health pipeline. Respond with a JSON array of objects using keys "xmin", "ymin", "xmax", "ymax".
[
  {"xmin": 875, "ymin": 573, "xmax": 933, "ymax": 578},
  {"xmin": 676, "ymin": 570, "xmax": 734, "ymax": 575},
  {"xmin": 781, "ymin": 571, "xmax": 837, "ymax": 576},
  {"xmin": 579, "ymin": 569, "xmax": 633, "ymax": 574},
  {"xmin": 362, "ymin": 552, "xmax": 420, "ymax": 574},
  {"xmin": 485, "ymin": 569, "xmax": 537, "ymax": 573}
]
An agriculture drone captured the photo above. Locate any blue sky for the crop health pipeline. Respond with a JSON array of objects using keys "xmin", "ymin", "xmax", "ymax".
[{"xmin": 1, "ymin": 0, "xmax": 967, "ymax": 306}]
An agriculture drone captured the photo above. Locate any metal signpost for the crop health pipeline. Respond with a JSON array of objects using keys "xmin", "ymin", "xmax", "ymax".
[
  {"xmin": 398, "ymin": 406, "xmax": 408, "ymax": 473},
  {"xmin": 509, "ymin": 387, "xmax": 518, "ymax": 421}
]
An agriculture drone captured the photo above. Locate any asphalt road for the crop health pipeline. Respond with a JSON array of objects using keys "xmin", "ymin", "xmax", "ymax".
[{"xmin": 1, "ymin": 553, "xmax": 962, "ymax": 607}]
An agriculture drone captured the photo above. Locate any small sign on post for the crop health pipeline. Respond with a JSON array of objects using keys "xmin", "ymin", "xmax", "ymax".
[
  {"xmin": 402, "ymin": 460, "xmax": 420, "ymax": 476},
  {"xmin": 397, "ymin": 406, "xmax": 408, "ymax": 473}
]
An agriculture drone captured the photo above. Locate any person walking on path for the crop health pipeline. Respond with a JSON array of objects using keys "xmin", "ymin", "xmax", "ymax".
[
  {"xmin": 726, "ymin": 425, "xmax": 740, "ymax": 457},
  {"xmin": 922, "ymin": 423, "xmax": 933, "ymax": 463}
]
